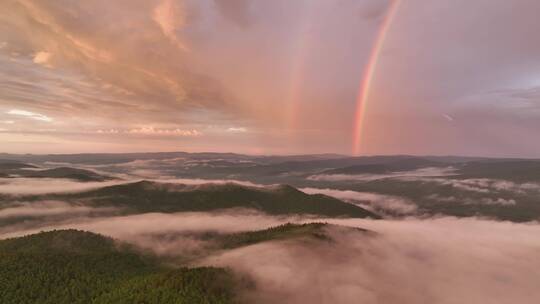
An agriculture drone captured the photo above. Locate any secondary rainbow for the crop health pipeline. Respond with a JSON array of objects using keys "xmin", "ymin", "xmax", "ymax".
[{"xmin": 352, "ymin": 0, "xmax": 402, "ymax": 155}]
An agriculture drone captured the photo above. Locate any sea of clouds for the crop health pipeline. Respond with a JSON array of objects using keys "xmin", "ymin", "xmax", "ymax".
[
  {"xmin": 0, "ymin": 207, "xmax": 539, "ymax": 304},
  {"xmin": 1, "ymin": 165, "xmax": 540, "ymax": 303}
]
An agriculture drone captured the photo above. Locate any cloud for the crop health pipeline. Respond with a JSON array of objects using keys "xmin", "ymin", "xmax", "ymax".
[
  {"xmin": 301, "ymin": 187, "xmax": 417, "ymax": 215},
  {"xmin": 0, "ymin": 200, "xmax": 115, "ymax": 219},
  {"xmin": 0, "ymin": 178, "xmax": 127, "ymax": 195},
  {"xmin": 0, "ymin": 0, "xmax": 396, "ymax": 154},
  {"xmin": 0, "ymin": 210, "xmax": 294, "ymax": 240},
  {"xmin": 3, "ymin": 0, "xmax": 540, "ymax": 155},
  {"xmin": 413, "ymin": 177, "xmax": 540, "ymax": 195},
  {"xmin": 480, "ymin": 198, "xmax": 517, "ymax": 206},
  {"xmin": 94, "ymin": 127, "xmax": 202, "ymax": 137},
  {"xmin": 32, "ymin": 51, "xmax": 52, "ymax": 67},
  {"xmin": 151, "ymin": 177, "xmax": 268, "ymax": 188},
  {"xmin": 0, "ymin": 175, "xmax": 271, "ymax": 196},
  {"xmin": 358, "ymin": 0, "xmax": 390, "ymax": 21},
  {"xmin": 226, "ymin": 127, "xmax": 247, "ymax": 133},
  {"xmin": 308, "ymin": 167, "xmax": 456, "ymax": 182},
  {"xmin": 427, "ymin": 194, "xmax": 517, "ymax": 206},
  {"xmin": 7, "ymin": 109, "xmax": 52, "ymax": 122},
  {"xmin": 152, "ymin": 0, "xmax": 188, "ymax": 51},
  {"xmin": 443, "ymin": 113, "xmax": 454, "ymax": 122},
  {"xmin": 0, "ymin": 198, "xmax": 539, "ymax": 304},
  {"xmin": 202, "ymin": 217, "xmax": 540, "ymax": 304},
  {"xmin": 213, "ymin": 0, "xmax": 252, "ymax": 27},
  {"xmin": 0, "ymin": 0, "xmax": 238, "ymax": 144},
  {"xmin": 127, "ymin": 126, "xmax": 202, "ymax": 136}
]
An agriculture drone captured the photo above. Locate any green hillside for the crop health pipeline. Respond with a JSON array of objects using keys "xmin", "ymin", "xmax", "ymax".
[
  {"xmin": 217, "ymin": 222, "xmax": 330, "ymax": 249},
  {"xmin": 0, "ymin": 163, "xmax": 113, "ymax": 182},
  {"xmin": 93, "ymin": 267, "xmax": 236, "ymax": 304},
  {"xmin": 19, "ymin": 167, "xmax": 113, "ymax": 182},
  {"xmin": 0, "ymin": 160, "xmax": 38, "ymax": 170},
  {"xmin": 0, "ymin": 223, "xmax": 354, "ymax": 303},
  {"xmin": 36, "ymin": 181, "xmax": 379, "ymax": 218},
  {"xmin": 0, "ymin": 230, "xmax": 237, "ymax": 304}
]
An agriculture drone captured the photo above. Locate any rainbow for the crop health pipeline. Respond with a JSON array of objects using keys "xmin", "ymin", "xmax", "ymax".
[
  {"xmin": 352, "ymin": 0, "xmax": 402, "ymax": 155},
  {"xmin": 286, "ymin": 4, "xmax": 319, "ymax": 130}
]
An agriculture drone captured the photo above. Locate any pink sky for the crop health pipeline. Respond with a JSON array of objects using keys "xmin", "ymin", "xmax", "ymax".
[{"xmin": 1, "ymin": 0, "xmax": 540, "ymax": 157}]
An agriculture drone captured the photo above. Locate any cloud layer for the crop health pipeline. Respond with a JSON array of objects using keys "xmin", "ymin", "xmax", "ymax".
[
  {"xmin": 301, "ymin": 187, "xmax": 417, "ymax": 215},
  {"xmin": 205, "ymin": 217, "xmax": 540, "ymax": 304},
  {"xmin": 0, "ymin": 190, "xmax": 538, "ymax": 304}
]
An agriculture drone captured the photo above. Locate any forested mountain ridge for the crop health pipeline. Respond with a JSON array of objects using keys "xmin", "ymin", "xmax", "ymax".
[
  {"xmin": 0, "ymin": 223, "xmax": 349, "ymax": 303},
  {"xmin": 4, "ymin": 180, "xmax": 379, "ymax": 219}
]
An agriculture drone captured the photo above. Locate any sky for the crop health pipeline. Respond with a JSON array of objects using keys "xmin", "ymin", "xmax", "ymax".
[{"xmin": 1, "ymin": 0, "xmax": 540, "ymax": 157}]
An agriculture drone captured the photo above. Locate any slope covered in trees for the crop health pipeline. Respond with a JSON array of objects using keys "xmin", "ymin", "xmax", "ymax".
[
  {"xmin": 14, "ymin": 181, "xmax": 379, "ymax": 218},
  {"xmin": 0, "ymin": 224, "xmax": 351, "ymax": 303},
  {"xmin": 0, "ymin": 230, "xmax": 237, "ymax": 304}
]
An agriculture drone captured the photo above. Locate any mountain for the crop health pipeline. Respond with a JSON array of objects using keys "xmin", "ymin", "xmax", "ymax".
[
  {"xmin": 0, "ymin": 230, "xmax": 237, "ymax": 304},
  {"xmin": 217, "ymin": 222, "xmax": 347, "ymax": 249},
  {"xmin": 55, "ymin": 181, "xmax": 380, "ymax": 218},
  {"xmin": 4, "ymin": 152, "xmax": 540, "ymax": 222},
  {"xmin": 0, "ymin": 163, "xmax": 113, "ymax": 182},
  {"xmin": 0, "ymin": 160, "xmax": 38, "ymax": 170},
  {"xmin": 456, "ymin": 160, "xmax": 540, "ymax": 182},
  {"xmin": 17, "ymin": 167, "xmax": 113, "ymax": 182},
  {"xmin": 0, "ymin": 223, "xmax": 357, "ymax": 303},
  {"xmin": 0, "ymin": 181, "xmax": 378, "ymax": 230},
  {"xmin": 320, "ymin": 157, "xmax": 448, "ymax": 175}
]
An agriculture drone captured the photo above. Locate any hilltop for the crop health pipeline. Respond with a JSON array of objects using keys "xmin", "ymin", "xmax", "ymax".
[
  {"xmin": 18, "ymin": 180, "xmax": 380, "ymax": 219},
  {"xmin": 0, "ymin": 222, "xmax": 361, "ymax": 303}
]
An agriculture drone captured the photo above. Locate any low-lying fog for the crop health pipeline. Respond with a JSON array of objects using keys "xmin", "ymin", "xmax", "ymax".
[
  {"xmin": 1, "ymin": 208, "xmax": 538, "ymax": 304},
  {"xmin": 301, "ymin": 187, "xmax": 418, "ymax": 215},
  {"xmin": 207, "ymin": 216, "xmax": 540, "ymax": 304},
  {"xmin": 0, "ymin": 178, "xmax": 127, "ymax": 195},
  {"xmin": 0, "ymin": 177, "xmax": 267, "ymax": 195},
  {"xmin": 1, "ymin": 166, "xmax": 540, "ymax": 304}
]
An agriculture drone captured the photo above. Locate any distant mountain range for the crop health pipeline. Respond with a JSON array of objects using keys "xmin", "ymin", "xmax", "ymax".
[{"xmin": 2, "ymin": 152, "xmax": 540, "ymax": 222}]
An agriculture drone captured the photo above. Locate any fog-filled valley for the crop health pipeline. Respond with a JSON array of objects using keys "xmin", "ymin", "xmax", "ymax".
[
  {"xmin": 3, "ymin": 0, "xmax": 540, "ymax": 301},
  {"xmin": 1, "ymin": 152, "xmax": 540, "ymax": 303}
]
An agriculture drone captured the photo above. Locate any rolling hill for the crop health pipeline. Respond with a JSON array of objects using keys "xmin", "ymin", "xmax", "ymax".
[
  {"xmin": 17, "ymin": 167, "xmax": 113, "ymax": 182},
  {"xmin": 0, "ymin": 229, "xmax": 237, "ymax": 304},
  {"xmin": 0, "ymin": 223, "xmax": 355, "ymax": 303},
  {"xmin": 0, "ymin": 162, "xmax": 113, "ymax": 182},
  {"xmin": 56, "ymin": 181, "xmax": 380, "ymax": 218},
  {"xmin": 0, "ymin": 160, "xmax": 38, "ymax": 170}
]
